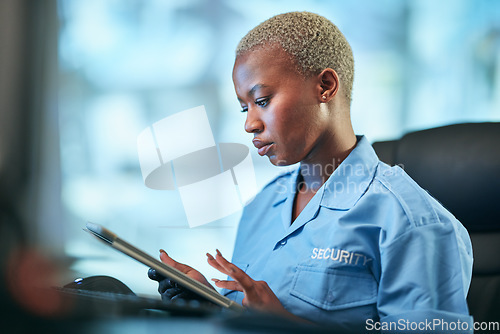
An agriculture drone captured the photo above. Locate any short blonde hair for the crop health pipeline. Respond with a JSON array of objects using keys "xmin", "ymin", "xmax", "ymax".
[{"xmin": 236, "ymin": 11, "xmax": 354, "ymax": 102}]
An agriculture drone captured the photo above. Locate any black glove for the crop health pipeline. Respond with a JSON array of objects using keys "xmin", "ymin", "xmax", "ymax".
[{"xmin": 148, "ymin": 268, "xmax": 208, "ymax": 303}]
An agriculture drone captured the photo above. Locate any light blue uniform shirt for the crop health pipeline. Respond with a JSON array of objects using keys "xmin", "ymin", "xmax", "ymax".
[{"xmin": 223, "ymin": 136, "xmax": 473, "ymax": 332}]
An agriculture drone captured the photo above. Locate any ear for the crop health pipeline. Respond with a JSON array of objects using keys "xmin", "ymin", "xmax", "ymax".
[{"xmin": 316, "ymin": 68, "xmax": 339, "ymax": 103}]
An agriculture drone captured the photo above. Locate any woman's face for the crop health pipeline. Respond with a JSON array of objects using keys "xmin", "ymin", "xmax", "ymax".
[{"xmin": 232, "ymin": 46, "xmax": 330, "ymax": 166}]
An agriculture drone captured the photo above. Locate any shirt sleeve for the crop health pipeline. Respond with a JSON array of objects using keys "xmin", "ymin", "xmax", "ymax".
[{"xmin": 377, "ymin": 222, "xmax": 474, "ymax": 333}]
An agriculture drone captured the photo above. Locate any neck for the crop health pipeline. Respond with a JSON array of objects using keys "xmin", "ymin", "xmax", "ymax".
[{"xmin": 299, "ymin": 107, "xmax": 356, "ymax": 192}]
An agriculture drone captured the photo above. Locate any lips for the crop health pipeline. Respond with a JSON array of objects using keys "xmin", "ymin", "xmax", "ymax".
[{"xmin": 252, "ymin": 138, "xmax": 274, "ymax": 156}]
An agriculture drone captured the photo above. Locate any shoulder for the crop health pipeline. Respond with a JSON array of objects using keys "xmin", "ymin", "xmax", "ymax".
[
  {"xmin": 357, "ymin": 162, "xmax": 472, "ymax": 270},
  {"xmin": 374, "ymin": 162, "xmax": 441, "ymax": 227}
]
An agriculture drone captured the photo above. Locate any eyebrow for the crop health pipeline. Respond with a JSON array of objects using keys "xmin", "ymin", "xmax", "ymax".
[
  {"xmin": 237, "ymin": 84, "xmax": 269, "ymax": 103},
  {"xmin": 248, "ymin": 84, "xmax": 269, "ymax": 98}
]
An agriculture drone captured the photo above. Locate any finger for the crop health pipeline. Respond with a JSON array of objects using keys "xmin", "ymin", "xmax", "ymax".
[
  {"xmin": 173, "ymin": 291, "xmax": 199, "ymax": 301},
  {"xmin": 159, "ymin": 250, "xmax": 192, "ymax": 274},
  {"xmin": 148, "ymin": 268, "xmax": 165, "ymax": 282},
  {"xmin": 163, "ymin": 287, "xmax": 184, "ymax": 299},
  {"xmin": 211, "ymin": 279, "xmax": 243, "ymax": 292},
  {"xmin": 213, "ymin": 252, "xmax": 262, "ymax": 303},
  {"xmin": 214, "ymin": 249, "xmax": 254, "ymax": 289},
  {"xmin": 148, "ymin": 268, "xmax": 161, "ymax": 282},
  {"xmin": 159, "ymin": 287, "xmax": 185, "ymax": 303},
  {"xmin": 213, "ymin": 249, "xmax": 236, "ymax": 275},
  {"xmin": 210, "ymin": 250, "xmax": 232, "ymax": 276},
  {"xmin": 158, "ymin": 278, "xmax": 176, "ymax": 294},
  {"xmin": 206, "ymin": 253, "xmax": 228, "ymax": 274}
]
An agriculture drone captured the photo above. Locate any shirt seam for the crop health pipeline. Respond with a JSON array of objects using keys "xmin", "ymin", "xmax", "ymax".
[{"xmin": 374, "ymin": 169, "xmax": 440, "ymax": 230}]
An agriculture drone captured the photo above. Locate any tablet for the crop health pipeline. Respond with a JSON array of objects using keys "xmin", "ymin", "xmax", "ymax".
[{"xmin": 84, "ymin": 222, "xmax": 243, "ymax": 312}]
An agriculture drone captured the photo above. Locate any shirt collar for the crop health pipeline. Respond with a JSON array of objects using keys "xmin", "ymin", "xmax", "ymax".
[
  {"xmin": 271, "ymin": 168, "xmax": 300, "ymax": 207},
  {"xmin": 271, "ymin": 136, "xmax": 378, "ymax": 210},
  {"xmin": 320, "ymin": 135, "xmax": 379, "ymax": 210}
]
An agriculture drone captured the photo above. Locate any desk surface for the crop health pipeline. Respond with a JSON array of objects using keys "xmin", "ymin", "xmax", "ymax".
[
  {"xmin": 3, "ymin": 310, "xmax": 341, "ymax": 334},
  {"xmin": 1, "ymin": 287, "xmax": 345, "ymax": 334}
]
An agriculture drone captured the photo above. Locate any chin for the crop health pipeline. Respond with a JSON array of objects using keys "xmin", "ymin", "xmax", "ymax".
[{"xmin": 269, "ymin": 155, "xmax": 294, "ymax": 167}]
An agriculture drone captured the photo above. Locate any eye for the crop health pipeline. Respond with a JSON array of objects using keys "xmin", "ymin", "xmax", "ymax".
[
  {"xmin": 255, "ymin": 97, "xmax": 270, "ymax": 107},
  {"xmin": 240, "ymin": 106, "xmax": 248, "ymax": 113}
]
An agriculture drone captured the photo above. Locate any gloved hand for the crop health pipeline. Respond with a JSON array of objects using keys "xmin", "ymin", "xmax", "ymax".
[{"xmin": 148, "ymin": 268, "xmax": 206, "ymax": 303}]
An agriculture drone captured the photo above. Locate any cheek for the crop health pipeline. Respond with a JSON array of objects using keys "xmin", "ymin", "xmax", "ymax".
[
  {"xmin": 266, "ymin": 113, "xmax": 296, "ymax": 144},
  {"xmin": 269, "ymin": 100, "xmax": 302, "ymax": 132}
]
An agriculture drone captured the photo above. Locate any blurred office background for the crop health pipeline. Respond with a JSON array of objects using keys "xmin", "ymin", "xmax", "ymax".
[{"xmin": 1, "ymin": 0, "xmax": 499, "ymax": 296}]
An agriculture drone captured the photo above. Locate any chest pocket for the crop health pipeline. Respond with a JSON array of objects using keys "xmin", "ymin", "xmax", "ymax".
[{"xmin": 290, "ymin": 264, "xmax": 377, "ymax": 311}]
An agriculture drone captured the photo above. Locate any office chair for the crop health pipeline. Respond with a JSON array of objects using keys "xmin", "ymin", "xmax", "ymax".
[{"xmin": 372, "ymin": 122, "xmax": 500, "ymax": 324}]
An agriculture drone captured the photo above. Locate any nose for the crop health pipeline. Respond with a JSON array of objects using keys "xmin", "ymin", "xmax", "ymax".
[{"xmin": 244, "ymin": 108, "xmax": 264, "ymax": 134}]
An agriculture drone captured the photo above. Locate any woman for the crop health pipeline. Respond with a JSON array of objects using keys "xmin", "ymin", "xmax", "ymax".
[{"xmin": 150, "ymin": 12, "xmax": 473, "ymax": 331}]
